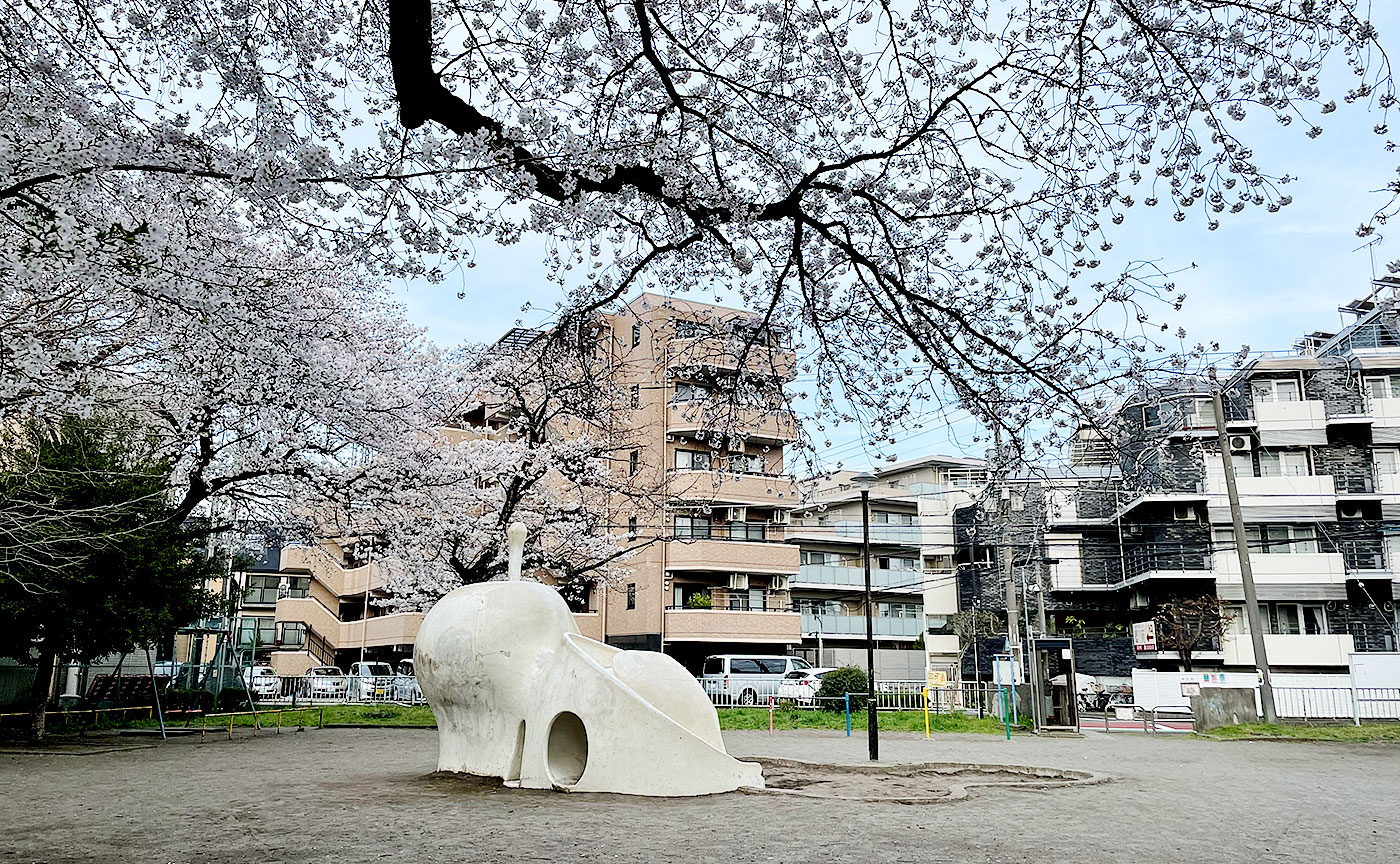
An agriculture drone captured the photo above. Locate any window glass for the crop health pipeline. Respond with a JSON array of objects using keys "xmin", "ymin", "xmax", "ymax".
[
  {"xmin": 1279, "ymin": 451, "xmax": 1309, "ymax": 476},
  {"xmin": 758, "ymin": 659, "xmax": 789, "ymax": 674},
  {"xmin": 783, "ymin": 670, "xmax": 806, "ymax": 680},
  {"xmin": 791, "ymin": 657, "xmax": 811, "ymax": 669},
  {"xmin": 1276, "ymin": 604, "xmax": 1301, "ymax": 635},
  {"xmin": 674, "ymin": 382, "xmax": 711, "ymax": 401},
  {"xmin": 1301, "ymin": 604, "xmax": 1326, "ymax": 635},
  {"xmin": 1142, "ymin": 405, "xmax": 1161, "ymax": 427},
  {"xmin": 1265, "ymin": 526, "xmax": 1292, "ymax": 554},
  {"xmin": 1189, "ymin": 398, "xmax": 1217, "ymax": 427},
  {"xmin": 675, "ymin": 449, "xmax": 712, "ymax": 470},
  {"xmin": 702, "ymin": 658, "xmax": 724, "ymax": 675},
  {"xmin": 630, "ymin": 384, "xmax": 640, "ymax": 408},
  {"xmin": 675, "ymin": 515, "xmax": 712, "ymax": 539},
  {"xmin": 1231, "ymin": 453, "xmax": 1254, "ymax": 476},
  {"xmin": 631, "ymin": 322, "xmax": 641, "ymax": 347},
  {"xmin": 730, "ymin": 659, "xmax": 762, "ymax": 674},
  {"xmin": 675, "ymin": 319, "xmax": 710, "ymax": 338},
  {"xmin": 1257, "ymin": 452, "xmax": 1281, "ymax": 477},
  {"xmin": 286, "ymin": 577, "xmax": 310, "ymax": 599},
  {"xmin": 1376, "ymin": 449, "xmax": 1400, "ymax": 475},
  {"xmin": 1292, "ymin": 526, "xmax": 1317, "ymax": 554}
]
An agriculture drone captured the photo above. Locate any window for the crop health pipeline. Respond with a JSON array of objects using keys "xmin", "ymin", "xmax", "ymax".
[
  {"xmin": 675, "ymin": 319, "xmax": 710, "ymax": 338},
  {"xmin": 1142, "ymin": 404, "xmax": 1162, "ymax": 427},
  {"xmin": 1214, "ymin": 525, "xmax": 1316, "ymax": 554},
  {"xmin": 285, "ymin": 576, "xmax": 310, "ymax": 599},
  {"xmin": 1252, "ymin": 379, "xmax": 1301, "ymax": 403},
  {"xmin": 279, "ymin": 622, "xmax": 306, "ymax": 647},
  {"xmin": 1375, "ymin": 449, "xmax": 1400, "ymax": 475},
  {"xmin": 729, "ymin": 659, "xmax": 762, "ymax": 674},
  {"xmin": 1185, "ymin": 397, "xmax": 1217, "ymax": 428},
  {"xmin": 631, "ymin": 323, "xmax": 641, "ymax": 347},
  {"xmin": 877, "ymin": 556, "xmax": 919, "ymax": 571},
  {"xmin": 1235, "ymin": 603, "xmax": 1328, "ymax": 635},
  {"xmin": 1365, "ymin": 375, "xmax": 1400, "ymax": 400},
  {"xmin": 674, "ymin": 449, "xmax": 712, "ymax": 470},
  {"xmin": 626, "ymin": 583, "xmax": 636, "ymax": 610},
  {"xmin": 727, "ymin": 453, "xmax": 766, "ymax": 474},
  {"xmin": 243, "ymin": 573, "xmax": 280, "ymax": 605},
  {"xmin": 873, "ymin": 511, "xmax": 916, "ymax": 525},
  {"xmin": 675, "ymin": 515, "xmax": 712, "ymax": 539},
  {"xmin": 801, "ymin": 550, "xmax": 839, "ymax": 566},
  {"xmin": 799, "ymin": 598, "xmax": 839, "ymax": 615},
  {"xmin": 237, "ymin": 617, "xmax": 276, "ymax": 648},
  {"xmin": 878, "ymin": 602, "xmax": 923, "ymax": 619},
  {"xmin": 630, "ymin": 384, "xmax": 640, "ymax": 408},
  {"xmin": 702, "ymin": 657, "xmax": 724, "ymax": 675},
  {"xmin": 926, "ymin": 615, "xmax": 954, "ymax": 635},
  {"xmin": 1257, "ymin": 451, "xmax": 1309, "ymax": 477},
  {"xmin": 673, "ymin": 381, "xmax": 711, "ymax": 402},
  {"xmin": 730, "ymin": 521, "xmax": 766, "ymax": 541},
  {"xmin": 629, "ymin": 449, "xmax": 639, "ymax": 476}
]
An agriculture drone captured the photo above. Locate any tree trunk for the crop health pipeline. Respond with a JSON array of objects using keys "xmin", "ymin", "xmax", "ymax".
[
  {"xmin": 28, "ymin": 646, "xmax": 57, "ymax": 743},
  {"xmin": 1181, "ymin": 650, "xmax": 1193, "ymax": 673}
]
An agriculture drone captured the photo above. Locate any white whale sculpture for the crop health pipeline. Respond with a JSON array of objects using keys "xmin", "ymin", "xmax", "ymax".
[{"xmin": 415, "ymin": 524, "xmax": 764, "ymax": 796}]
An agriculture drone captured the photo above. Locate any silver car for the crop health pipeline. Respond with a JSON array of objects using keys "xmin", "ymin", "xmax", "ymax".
[{"xmin": 300, "ymin": 666, "xmax": 347, "ymax": 700}]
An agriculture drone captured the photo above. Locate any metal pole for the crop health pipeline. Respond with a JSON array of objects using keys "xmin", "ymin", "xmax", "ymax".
[
  {"xmin": 861, "ymin": 488, "xmax": 878, "ymax": 761},
  {"xmin": 1210, "ymin": 367, "xmax": 1277, "ymax": 724},
  {"xmin": 143, "ymin": 646, "xmax": 167, "ymax": 740}
]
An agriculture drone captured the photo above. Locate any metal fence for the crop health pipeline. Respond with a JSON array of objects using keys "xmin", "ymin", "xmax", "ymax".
[
  {"xmin": 696, "ymin": 677, "xmax": 1001, "ymax": 713},
  {"xmin": 239, "ymin": 674, "xmax": 426, "ymax": 706},
  {"xmin": 1274, "ymin": 686, "xmax": 1400, "ymax": 723}
]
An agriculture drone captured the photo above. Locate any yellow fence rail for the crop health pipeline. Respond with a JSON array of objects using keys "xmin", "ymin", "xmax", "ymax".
[{"xmin": 200, "ymin": 706, "xmax": 325, "ymax": 740}]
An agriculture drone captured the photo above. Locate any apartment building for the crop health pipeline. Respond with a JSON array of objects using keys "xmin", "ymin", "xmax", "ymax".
[
  {"xmin": 951, "ymin": 283, "xmax": 1400, "ymax": 678},
  {"xmin": 787, "ymin": 455, "xmax": 986, "ymax": 679},
  {"xmin": 602, "ymin": 294, "xmax": 804, "ymax": 672}
]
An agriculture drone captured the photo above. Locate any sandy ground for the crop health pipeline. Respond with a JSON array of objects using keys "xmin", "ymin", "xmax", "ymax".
[{"xmin": 1, "ymin": 726, "xmax": 1397, "ymax": 863}]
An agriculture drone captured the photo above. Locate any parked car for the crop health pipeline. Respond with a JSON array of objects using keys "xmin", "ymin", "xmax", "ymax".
[
  {"xmin": 347, "ymin": 661, "xmax": 395, "ymax": 702},
  {"xmin": 699, "ymin": 655, "xmax": 812, "ymax": 705},
  {"xmin": 776, "ymin": 667, "xmax": 834, "ymax": 705},
  {"xmin": 241, "ymin": 665, "xmax": 280, "ymax": 700},
  {"xmin": 392, "ymin": 659, "xmax": 422, "ymax": 703},
  {"xmin": 299, "ymin": 666, "xmax": 347, "ymax": 700}
]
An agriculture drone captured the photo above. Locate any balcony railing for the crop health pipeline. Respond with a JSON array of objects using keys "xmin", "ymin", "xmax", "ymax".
[
  {"xmin": 793, "ymin": 564, "xmax": 923, "ymax": 590},
  {"xmin": 1337, "ymin": 538, "xmax": 1388, "ymax": 572},
  {"xmin": 1123, "ymin": 543, "xmax": 1212, "ymax": 580},
  {"xmin": 800, "ymin": 613, "xmax": 924, "ymax": 638}
]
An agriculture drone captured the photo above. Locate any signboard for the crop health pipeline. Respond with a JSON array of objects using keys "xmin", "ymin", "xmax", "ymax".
[
  {"xmin": 1132, "ymin": 620, "xmax": 1157, "ymax": 653},
  {"xmin": 1180, "ymin": 682, "xmax": 1201, "ymax": 698},
  {"xmin": 926, "ymin": 670, "xmax": 949, "ymax": 689}
]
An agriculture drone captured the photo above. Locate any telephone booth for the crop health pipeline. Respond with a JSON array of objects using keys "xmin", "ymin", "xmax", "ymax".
[{"xmin": 1028, "ymin": 637, "xmax": 1078, "ymax": 732}]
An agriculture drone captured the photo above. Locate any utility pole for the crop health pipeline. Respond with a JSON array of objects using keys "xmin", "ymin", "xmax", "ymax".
[
  {"xmin": 1209, "ymin": 367, "xmax": 1277, "ymax": 723},
  {"xmin": 853, "ymin": 471, "xmax": 879, "ymax": 762},
  {"xmin": 1003, "ymin": 544, "xmax": 1019, "ymax": 670}
]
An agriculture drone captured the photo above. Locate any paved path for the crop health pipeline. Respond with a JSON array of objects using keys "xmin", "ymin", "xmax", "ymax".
[{"xmin": 1, "ymin": 726, "xmax": 1396, "ymax": 863}]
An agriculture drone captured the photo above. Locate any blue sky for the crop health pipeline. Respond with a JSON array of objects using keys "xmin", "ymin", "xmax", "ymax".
[{"xmin": 391, "ymin": 7, "xmax": 1400, "ymax": 470}]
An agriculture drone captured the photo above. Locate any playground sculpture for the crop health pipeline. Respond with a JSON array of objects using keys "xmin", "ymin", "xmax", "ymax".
[{"xmin": 415, "ymin": 523, "xmax": 764, "ymax": 796}]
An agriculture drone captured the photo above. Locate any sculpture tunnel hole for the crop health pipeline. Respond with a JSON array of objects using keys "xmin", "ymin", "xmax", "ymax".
[{"xmin": 546, "ymin": 711, "xmax": 588, "ymax": 787}]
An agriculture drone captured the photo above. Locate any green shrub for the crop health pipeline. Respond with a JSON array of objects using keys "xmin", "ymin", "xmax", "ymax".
[
  {"xmin": 815, "ymin": 665, "xmax": 868, "ymax": 712},
  {"xmin": 685, "ymin": 593, "xmax": 712, "ymax": 609},
  {"xmin": 216, "ymin": 687, "xmax": 251, "ymax": 712}
]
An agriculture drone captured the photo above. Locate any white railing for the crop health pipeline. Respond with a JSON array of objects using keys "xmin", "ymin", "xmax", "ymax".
[{"xmin": 238, "ymin": 674, "xmax": 427, "ymax": 705}]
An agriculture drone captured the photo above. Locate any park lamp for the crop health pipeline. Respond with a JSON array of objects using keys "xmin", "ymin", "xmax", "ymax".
[{"xmin": 851, "ymin": 471, "xmax": 877, "ymax": 491}]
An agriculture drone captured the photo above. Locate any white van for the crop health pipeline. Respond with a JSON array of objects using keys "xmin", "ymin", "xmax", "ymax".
[{"xmin": 699, "ymin": 655, "xmax": 812, "ymax": 705}]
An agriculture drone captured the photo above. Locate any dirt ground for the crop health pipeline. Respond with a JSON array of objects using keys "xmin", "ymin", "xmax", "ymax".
[{"xmin": 1, "ymin": 726, "xmax": 1397, "ymax": 863}]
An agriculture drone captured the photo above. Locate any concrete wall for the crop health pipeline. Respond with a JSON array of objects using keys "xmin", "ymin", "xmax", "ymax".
[{"xmin": 1190, "ymin": 688, "xmax": 1260, "ymax": 730}]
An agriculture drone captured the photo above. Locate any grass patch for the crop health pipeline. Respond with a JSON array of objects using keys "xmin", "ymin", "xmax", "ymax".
[
  {"xmin": 717, "ymin": 708, "xmax": 1024, "ymax": 735},
  {"xmin": 1207, "ymin": 722, "xmax": 1400, "ymax": 742}
]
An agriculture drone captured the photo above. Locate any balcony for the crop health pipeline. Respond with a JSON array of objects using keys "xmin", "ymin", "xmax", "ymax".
[
  {"xmin": 1253, "ymin": 400, "xmax": 1328, "ymax": 446},
  {"xmin": 666, "ymin": 468, "xmax": 800, "ymax": 505},
  {"xmin": 664, "ymin": 606, "xmax": 801, "ymax": 643},
  {"xmin": 1367, "ymin": 396, "xmax": 1400, "ymax": 443},
  {"xmin": 792, "ymin": 564, "xmax": 922, "ymax": 592},
  {"xmin": 666, "ymin": 334, "xmax": 797, "ymax": 380},
  {"xmin": 1212, "ymin": 551, "xmax": 1347, "ymax": 585},
  {"xmin": 274, "ymin": 596, "xmax": 424, "ymax": 648},
  {"xmin": 667, "ymin": 402, "xmax": 799, "ymax": 443},
  {"xmin": 572, "ymin": 612, "xmax": 604, "ymax": 642},
  {"xmin": 1122, "ymin": 543, "xmax": 1213, "ymax": 585},
  {"xmin": 280, "ymin": 545, "xmax": 379, "ymax": 599},
  {"xmin": 800, "ymin": 613, "xmax": 924, "ymax": 639},
  {"xmin": 665, "ymin": 537, "xmax": 799, "ymax": 575},
  {"xmin": 1203, "ymin": 464, "xmax": 1336, "ymax": 520},
  {"xmin": 1222, "ymin": 633, "xmax": 1355, "ymax": 666}
]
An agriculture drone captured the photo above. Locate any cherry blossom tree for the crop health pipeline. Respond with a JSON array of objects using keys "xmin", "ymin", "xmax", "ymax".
[
  {"xmin": 330, "ymin": 325, "xmax": 662, "ymax": 609},
  {"xmin": 5, "ymin": 0, "xmax": 1396, "ymax": 464}
]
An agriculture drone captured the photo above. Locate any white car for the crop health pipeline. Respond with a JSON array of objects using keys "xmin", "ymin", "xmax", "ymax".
[
  {"xmin": 347, "ymin": 661, "xmax": 395, "ymax": 702},
  {"xmin": 299, "ymin": 666, "xmax": 347, "ymax": 700},
  {"xmin": 776, "ymin": 668, "xmax": 834, "ymax": 705},
  {"xmin": 241, "ymin": 666, "xmax": 280, "ymax": 700},
  {"xmin": 392, "ymin": 659, "xmax": 423, "ymax": 703}
]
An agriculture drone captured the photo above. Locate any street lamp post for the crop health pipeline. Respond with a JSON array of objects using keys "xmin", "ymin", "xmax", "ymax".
[{"xmin": 852, "ymin": 471, "xmax": 879, "ymax": 761}]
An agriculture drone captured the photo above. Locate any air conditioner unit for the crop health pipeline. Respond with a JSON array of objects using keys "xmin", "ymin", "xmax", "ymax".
[
  {"xmin": 728, "ymin": 574, "xmax": 749, "ymax": 590},
  {"xmin": 1339, "ymin": 502, "xmax": 1365, "ymax": 520},
  {"xmin": 1173, "ymin": 504, "xmax": 1195, "ymax": 522},
  {"xmin": 770, "ymin": 575, "xmax": 790, "ymax": 591},
  {"xmin": 727, "ymin": 506, "xmax": 748, "ymax": 522},
  {"xmin": 1228, "ymin": 435, "xmax": 1252, "ymax": 452},
  {"xmin": 769, "ymin": 510, "xmax": 792, "ymax": 525}
]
